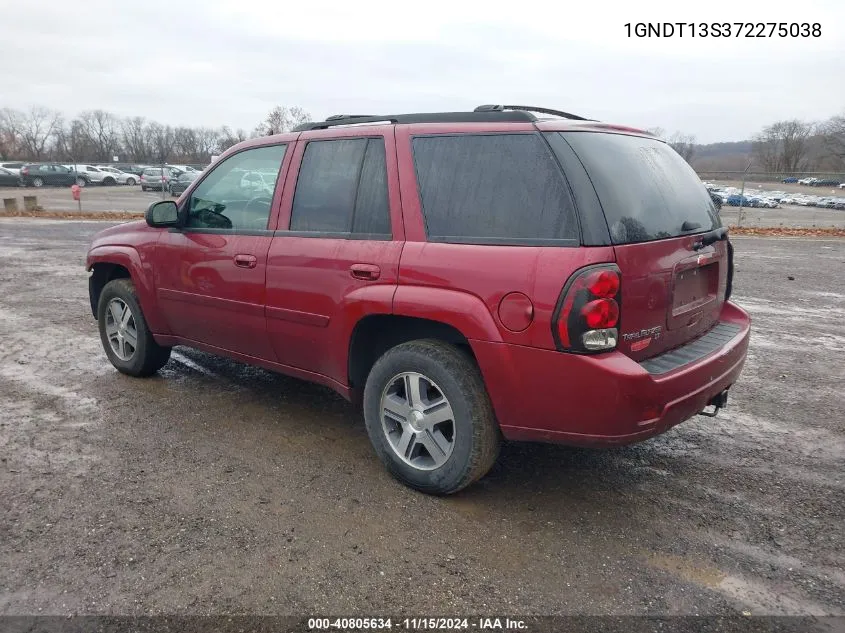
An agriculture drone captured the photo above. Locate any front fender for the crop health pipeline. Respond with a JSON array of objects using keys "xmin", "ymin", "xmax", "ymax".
[{"xmin": 86, "ymin": 245, "xmax": 169, "ymax": 334}]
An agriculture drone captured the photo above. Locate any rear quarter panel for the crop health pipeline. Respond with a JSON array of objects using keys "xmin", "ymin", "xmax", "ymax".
[{"xmin": 393, "ymin": 123, "xmax": 616, "ymax": 348}]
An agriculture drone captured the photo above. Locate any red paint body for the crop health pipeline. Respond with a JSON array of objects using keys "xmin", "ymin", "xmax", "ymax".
[{"xmin": 86, "ymin": 120, "xmax": 750, "ymax": 446}]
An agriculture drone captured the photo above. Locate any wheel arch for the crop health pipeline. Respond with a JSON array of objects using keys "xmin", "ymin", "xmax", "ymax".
[
  {"xmin": 87, "ymin": 246, "xmax": 169, "ymax": 333},
  {"xmin": 348, "ymin": 314, "xmax": 479, "ymax": 395}
]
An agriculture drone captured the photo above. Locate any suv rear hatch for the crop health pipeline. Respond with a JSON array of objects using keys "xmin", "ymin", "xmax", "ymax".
[{"xmin": 546, "ymin": 130, "xmax": 729, "ymax": 362}]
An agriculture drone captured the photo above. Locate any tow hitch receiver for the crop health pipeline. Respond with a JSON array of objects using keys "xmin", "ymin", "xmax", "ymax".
[{"xmin": 699, "ymin": 389, "xmax": 729, "ymax": 418}]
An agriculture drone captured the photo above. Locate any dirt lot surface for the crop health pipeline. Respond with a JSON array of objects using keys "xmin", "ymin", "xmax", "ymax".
[{"xmin": 0, "ymin": 219, "xmax": 843, "ymax": 619}]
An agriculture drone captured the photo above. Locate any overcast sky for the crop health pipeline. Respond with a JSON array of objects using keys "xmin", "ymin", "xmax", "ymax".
[{"xmin": 2, "ymin": 0, "xmax": 843, "ymax": 143}]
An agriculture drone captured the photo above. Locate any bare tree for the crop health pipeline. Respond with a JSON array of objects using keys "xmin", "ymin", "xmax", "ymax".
[
  {"xmin": 0, "ymin": 108, "xmax": 22, "ymax": 159},
  {"xmin": 1, "ymin": 107, "xmax": 62, "ymax": 160},
  {"xmin": 122, "ymin": 116, "xmax": 152, "ymax": 162},
  {"xmin": 217, "ymin": 126, "xmax": 250, "ymax": 152},
  {"xmin": 253, "ymin": 105, "xmax": 311, "ymax": 136},
  {"xmin": 54, "ymin": 119, "xmax": 96, "ymax": 162},
  {"xmin": 667, "ymin": 132, "xmax": 696, "ymax": 164},
  {"xmin": 196, "ymin": 127, "xmax": 221, "ymax": 162},
  {"xmin": 752, "ymin": 119, "xmax": 815, "ymax": 173},
  {"xmin": 77, "ymin": 110, "xmax": 121, "ymax": 162},
  {"xmin": 146, "ymin": 122, "xmax": 176, "ymax": 163},
  {"xmin": 820, "ymin": 113, "xmax": 845, "ymax": 168}
]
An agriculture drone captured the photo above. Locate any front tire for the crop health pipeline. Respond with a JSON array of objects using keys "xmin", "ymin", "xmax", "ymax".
[
  {"xmin": 76, "ymin": 177, "xmax": 87, "ymax": 187},
  {"xmin": 363, "ymin": 339, "xmax": 500, "ymax": 495},
  {"xmin": 97, "ymin": 278, "xmax": 171, "ymax": 377},
  {"xmin": 141, "ymin": 185, "xmax": 147, "ymax": 192},
  {"xmin": 125, "ymin": 177, "xmax": 136, "ymax": 186}
]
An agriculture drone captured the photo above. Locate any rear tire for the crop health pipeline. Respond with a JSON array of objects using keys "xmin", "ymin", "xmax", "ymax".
[
  {"xmin": 97, "ymin": 278, "xmax": 171, "ymax": 377},
  {"xmin": 363, "ymin": 339, "xmax": 500, "ymax": 495},
  {"xmin": 76, "ymin": 177, "xmax": 87, "ymax": 187},
  {"xmin": 32, "ymin": 177, "xmax": 44, "ymax": 188},
  {"xmin": 103, "ymin": 177, "xmax": 116, "ymax": 186},
  {"xmin": 141, "ymin": 185, "xmax": 147, "ymax": 192}
]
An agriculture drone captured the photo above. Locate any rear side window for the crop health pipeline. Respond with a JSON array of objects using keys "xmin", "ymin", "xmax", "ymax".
[
  {"xmin": 411, "ymin": 134, "xmax": 578, "ymax": 245},
  {"xmin": 555, "ymin": 132, "xmax": 719, "ymax": 245},
  {"xmin": 289, "ymin": 137, "xmax": 390, "ymax": 237}
]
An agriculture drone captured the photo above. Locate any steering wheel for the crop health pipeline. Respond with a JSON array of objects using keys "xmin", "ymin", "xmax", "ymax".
[{"xmin": 244, "ymin": 195, "xmax": 272, "ymax": 216}]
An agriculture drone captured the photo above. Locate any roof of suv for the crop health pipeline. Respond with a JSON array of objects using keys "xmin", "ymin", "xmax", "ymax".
[{"xmin": 290, "ymin": 105, "xmax": 652, "ymax": 138}]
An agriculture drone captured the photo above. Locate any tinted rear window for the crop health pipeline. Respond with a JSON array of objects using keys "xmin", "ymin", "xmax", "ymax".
[
  {"xmin": 412, "ymin": 134, "xmax": 578, "ymax": 245},
  {"xmin": 554, "ymin": 132, "xmax": 718, "ymax": 245}
]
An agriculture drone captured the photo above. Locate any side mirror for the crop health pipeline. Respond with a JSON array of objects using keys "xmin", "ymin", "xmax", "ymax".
[{"xmin": 146, "ymin": 200, "xmax": 179, "ymax": 227}]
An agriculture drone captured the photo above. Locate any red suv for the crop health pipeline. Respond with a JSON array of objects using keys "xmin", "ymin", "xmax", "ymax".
[{"xmin": 86, "ymin": 105, "xmax": 750, "ymax": 494}]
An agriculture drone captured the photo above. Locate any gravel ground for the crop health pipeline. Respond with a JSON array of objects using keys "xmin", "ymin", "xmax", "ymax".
[{"xmin": 0, "ymin": 219, "xmax": 843, "ymax": 619}]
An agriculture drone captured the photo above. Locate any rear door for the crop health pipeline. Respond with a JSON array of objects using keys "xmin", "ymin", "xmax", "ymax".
[
  {"xmin": 546, "ymin": 130, "xmax": 727, "ymax": 361},
  {"xmin": 265, "ymin": 128, "xmax": 403, "ymax": 383}
]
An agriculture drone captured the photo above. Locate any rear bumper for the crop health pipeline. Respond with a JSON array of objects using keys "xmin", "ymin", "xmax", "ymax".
[{"xmin": 472, "ymin": 301, "xmax": 750, "ymax": 446}]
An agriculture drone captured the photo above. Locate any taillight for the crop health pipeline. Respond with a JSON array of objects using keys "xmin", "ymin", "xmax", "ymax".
[
  {"xmin": 552, "ymin": 264, "xmax": 621, "ymax": 353},
  {"xmin": 140, "ymin": 174, "xmax": 145, "ymax": 181},
  {"xmin": 21, "ymin": 167, "xmax": 28, "ymax": 175}
]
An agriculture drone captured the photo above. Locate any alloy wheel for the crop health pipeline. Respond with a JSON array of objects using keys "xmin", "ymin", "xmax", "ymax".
[{"xmin": 380, "ymin": 372, "xmax": 456, "ymax": 470}]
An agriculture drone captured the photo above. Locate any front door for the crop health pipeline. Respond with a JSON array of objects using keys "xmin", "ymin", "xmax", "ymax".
[{"xmin": 154, "ymin": 143, "xmax": 292, "ymax": 360}]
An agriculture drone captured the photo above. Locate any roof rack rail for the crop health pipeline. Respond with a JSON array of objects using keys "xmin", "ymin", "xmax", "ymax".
[
  {"xmin": 474, "ymin": 104, "xmax": 593, "ymax": 122},
  {"xmin": 293, "ymin": 109, "xmax": 539, "ymax": 132}
]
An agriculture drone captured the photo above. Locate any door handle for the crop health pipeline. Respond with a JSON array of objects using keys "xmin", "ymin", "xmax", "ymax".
[
  {"xmin": 234, "ymin": 254, "xmax": 258, "ymax": 269},
  {"xmin": 350, "ymin": 263, "xmax": 380, "ymax": 281}
]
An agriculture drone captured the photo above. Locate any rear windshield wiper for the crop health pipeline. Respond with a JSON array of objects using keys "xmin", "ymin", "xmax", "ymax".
[{"xmin": 692, "ymin": 227, "xmax": 729, "ymax": 250}]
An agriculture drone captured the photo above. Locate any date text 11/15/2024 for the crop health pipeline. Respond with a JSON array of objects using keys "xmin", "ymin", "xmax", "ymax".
[
  {"xmin": 624, "ymin": 22, "xmax": 821, "ymax": 37},
  {"xmin": 307, "ymin": 617, "xmax": 528, "ymax": 630}
]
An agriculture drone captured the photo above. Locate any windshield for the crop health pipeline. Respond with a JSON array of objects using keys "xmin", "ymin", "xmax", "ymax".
[{"xmin": 552, "ymin": 132, "xmax": 719, "ymax": 245}]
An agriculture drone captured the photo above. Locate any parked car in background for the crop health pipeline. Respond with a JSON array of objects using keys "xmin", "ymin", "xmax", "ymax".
[
  {"xmin": 168, "ymin": 171, "xmax": 199, "ymax": 196},
  {"xmin": 20, "ymin": 163, "xmax": 87, "ymax": 187},
  {"xmin": 782, "ymin": 176, "xmax": 799, "ymax": 183},
  {"xmin": 140, "ymin": 167, "xmax": 176, "ymax": 191},
  {"xmin": 810, "ymin": 178, "xmax": 841, "ymax": 187},
  {"xmin": 0, "ymin": 162, "xmax": 25, "ymax": 175},
  {"xmin": 97, "ymin": 166, "xmax": 138, "ymax": 186},
  {"xmin": 727, "ymin": 194, "xmax": 751, "ymax": 206},
  {"xmin": 0, "ymin": 166, "xmax": 22, "ymax": 187},
  {"xmin": 65, "ymin": 164, "xmax": 116, "ymax": 186},
  {"xmin": 166, "ymin": 164, "xmax": 198, "ymax": 174},
  {"xmin": 709, "ymin": 191, "xmax": 722, "ymax": 211},
  {"xmin": 105, "ymin": 164, "xmax": 148, "ymax": 177}
]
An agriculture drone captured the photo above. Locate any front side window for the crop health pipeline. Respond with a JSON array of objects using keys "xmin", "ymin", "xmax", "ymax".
[
  {"xmin": 412, "ymin": 133, "xmax": 578, "ymax": 244},
  {"xmin": 289, "ymin": 137, "xmax": 390, "ymax": 237},
  {"xmin": 185, "ymin": 144, "xmax": 286, "ymax": 231}
]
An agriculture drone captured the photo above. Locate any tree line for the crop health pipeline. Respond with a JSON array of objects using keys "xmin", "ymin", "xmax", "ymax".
[
  {"xmin": 3, "ymin": 103, "xmax": 843, "ymax": 174},
  {"xmin": 750, "ymin": 114, "xmax": 845, "ymax": 174},
  {"xmin": 0, "ymin": 105, "xmax": 311, "ymax": 165}
]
